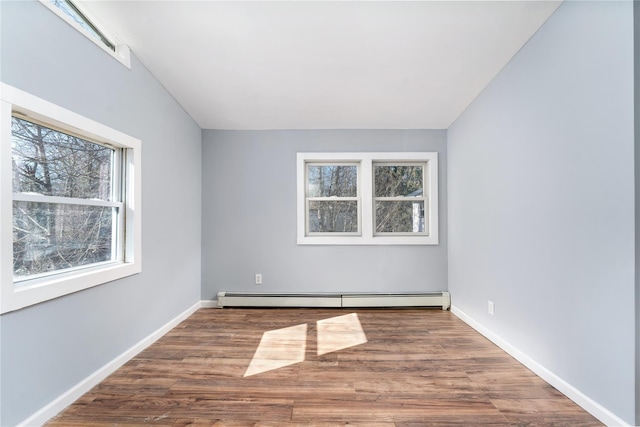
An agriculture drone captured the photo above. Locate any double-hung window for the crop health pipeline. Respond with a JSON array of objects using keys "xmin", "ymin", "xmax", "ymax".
[
  {"xmin": 11, "ymin": 116, "xmax": 122, "ymax": 279},
  {"xmin": 297, "ymin": 152, "xmax": 438, "ymax": 245},
  {"xmin": 1, "ymin": 84, "xmax": 141, "ymax": 314},
  {"xmin": 373, "ymin": 163, "xmax": 427, "ymax": 235},
  {"xmin": 306, "ymin": 163, "xmax": 359, "ymax": 235}
]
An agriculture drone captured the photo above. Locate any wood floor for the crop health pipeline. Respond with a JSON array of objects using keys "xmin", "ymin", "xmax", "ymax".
[{"xmin": 47, "ymin": 308, "xmax": 602, "ymax": 426}]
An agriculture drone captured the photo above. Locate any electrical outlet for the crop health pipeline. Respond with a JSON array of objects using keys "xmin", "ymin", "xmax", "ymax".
[
  {"xmin": 488, "ymin": 300, "xmax": 495, "ymax": 315},
  {"xmin": 255, "ymin": 273, "xmax": 262, "ymax": 285}
]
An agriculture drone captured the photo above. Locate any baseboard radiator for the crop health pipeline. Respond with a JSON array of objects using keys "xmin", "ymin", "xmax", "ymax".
[{"xmin": 217, "ymin": 292, "xmax": 450, "ymax": 310}]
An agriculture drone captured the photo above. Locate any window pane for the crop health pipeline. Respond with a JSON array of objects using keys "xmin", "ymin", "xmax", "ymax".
[
  {"xmin": 12, "ymin": 116, "xmax": 114, "ymax": 200},
  {"xmin": 13, "ymin": 202, "xmax": 115, "ymax": 279},
  {"xmin": 375, "ymin": 201, "xmax": 425, "ymax": 233},
  {"xmin": 49, "ymin": 0, "xmax": 115, "ymax": 51},
  {"xmin": 374, "ymin": 165, "xmax": 423, "ymax": 197},
  {"xmin": 307, "ymin": 165, "xmax": 357, "ymax": 197},
  {"xmin": 309, "ymin": 201, "xmax": 358, "ymax": 233}
]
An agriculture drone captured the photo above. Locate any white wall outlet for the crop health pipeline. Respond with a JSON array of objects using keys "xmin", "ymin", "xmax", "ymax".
[
  {"xmin": 488, "ymin": 300, "xmax": 495, "ymax": 315},
  {"xmin": 255, "ymin": 273, "xmax": 262, "ymax": 285}
]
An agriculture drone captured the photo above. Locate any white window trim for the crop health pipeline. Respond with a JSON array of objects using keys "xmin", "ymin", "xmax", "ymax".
[
  {"xmin": 297, "ymin": 152, "xmax": 438, "ymax": 245},
  {"xmin": 1, "ymin": 83, "xmax": 141, "ymax": 314},
  {"xmin": 38, "ymin": 0, "xmax": 131, "ymax": 69}
]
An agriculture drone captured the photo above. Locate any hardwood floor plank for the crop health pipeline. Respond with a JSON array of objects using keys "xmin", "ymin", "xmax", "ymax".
[
  {"xmin": 291, "ymin": 398, "xmax": 507, "ymax": 423},
  {"xmin": 46, "ymin": 308, "xmax": 603, "ymax": 426}
]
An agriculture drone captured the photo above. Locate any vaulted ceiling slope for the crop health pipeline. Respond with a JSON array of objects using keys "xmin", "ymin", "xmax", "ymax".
[{"xmin": 80, "ymin": 1, "xmax": 562, "ymax": 130}]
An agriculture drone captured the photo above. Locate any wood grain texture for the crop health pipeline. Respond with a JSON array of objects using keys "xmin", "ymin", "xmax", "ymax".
[{"xmin": 46, "ymin": 308, "xmax": 602, "ymax": 426}]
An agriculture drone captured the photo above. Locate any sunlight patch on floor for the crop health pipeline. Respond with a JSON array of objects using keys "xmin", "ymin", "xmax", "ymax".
[
  {"xmin": 316, "ymin": 313, "xmax": 368, "ymax": 356},
  {"xmin": 244, "ymin": 323, "xmax": 307, "ymax": 377},
  {"xmin": 244, "ymin": 313, "xmax": 368, "ymax": 377}
]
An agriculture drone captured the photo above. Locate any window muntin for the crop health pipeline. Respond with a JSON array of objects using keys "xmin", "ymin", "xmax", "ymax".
[
  {"xmin": 373, "ymin": 163, "xmax": 427, "ymax": 235},
  {"xmin": 297, "ymin": 152, "xmax": 438, "ymax": 245},
  {"xmin": 11, "ymin": 116, "xmax": 125, "ymax": 282},
  {"xmin": 306, "ymin": 164, "xmax": 360, "ymax": 234}
]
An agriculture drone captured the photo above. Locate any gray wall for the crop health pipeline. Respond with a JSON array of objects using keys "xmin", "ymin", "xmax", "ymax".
[
  {"xmin": 635, "ymin": 1, "xmax": 640, "ymax": 424},
  {"xmin": 448, "ymin": 1, "xmax": 635, "ymax": 424},
  {"xmin": 201, "ymin": 130, "xmax": 447, "ymax": 298},
  {"xmin": 0, "ymin": 2, "xmax": 202, "ymax": 425}
]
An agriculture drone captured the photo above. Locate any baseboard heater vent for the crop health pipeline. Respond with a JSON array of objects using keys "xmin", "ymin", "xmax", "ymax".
[{"xmin": 217, "ymin": 292, "xmax": 450, "ymax": 310}]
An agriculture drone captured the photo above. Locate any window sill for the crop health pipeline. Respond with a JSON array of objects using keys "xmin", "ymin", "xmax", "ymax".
[
  {"xmin": 297, "ymin": 235, "xmax": 439, "ymax": 245},
  {"xmin": 1, "ymin": 261, "xmax": 140, "ymax": 314}
]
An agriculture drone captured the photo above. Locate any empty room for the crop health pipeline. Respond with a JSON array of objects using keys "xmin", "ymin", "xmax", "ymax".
[{"xmin": 0, "ymin": 0, "xmax": 637, "ymax": 426}]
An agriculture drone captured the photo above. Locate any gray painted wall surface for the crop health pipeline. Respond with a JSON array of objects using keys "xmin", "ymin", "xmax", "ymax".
[
  {"xmin": 201, "ymin": 130, "xmax": 447, "ymax": 298},
  {"xmin": 448, "ymin": 1, "xmax": 635, "ymax": 423},
  {"xmin": 635, "ymin": 2, "xmax": 640, "ymax": 424},
  {"xmin": 0, "ymin": 2, "xmax": 202, "ymax": 425}
]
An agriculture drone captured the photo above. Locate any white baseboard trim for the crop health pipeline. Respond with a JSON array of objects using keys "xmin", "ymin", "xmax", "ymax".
[
  {"xmin": 201, "ymin": 299, "xmax": 219, "ymax": 308},
  {"xmin": 451, "ymin": 305, "xmax": 630, "ymax": 427},
  {"xmin": 18, "ymin": 301, "xmax": 202, "ymax": 427}
]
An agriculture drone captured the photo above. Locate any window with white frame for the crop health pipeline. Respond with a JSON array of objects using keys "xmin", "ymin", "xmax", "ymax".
[
  {"xmin": 47, "ymin": 0, "xmax": 115, "ymax": 51},
  {"xmin": 39, "ymin": 0, "xmax": 131, "ymax": 68},
  {"xmin": 373, "ymin": 163, "xmax": 427, "ymax": 235},
  {"xmin": 297, "ymin": 152, "xmax": 438, "ymax": 245},
  {"xmin": 1, "ymin": 84, "xmax": 141, "ymax": 314},
  {"xmin": 306, "ymin": 163, "xmax": 360, "ymax": 234},
  {"xmin": 12, "ymin": 116, "xmax": 121, "ymax": 280}
]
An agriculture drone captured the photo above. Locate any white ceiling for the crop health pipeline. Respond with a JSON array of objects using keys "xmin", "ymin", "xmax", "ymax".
[{"xmin": 80, "ymin": 1, "xmax": 561, "ymax": 130}]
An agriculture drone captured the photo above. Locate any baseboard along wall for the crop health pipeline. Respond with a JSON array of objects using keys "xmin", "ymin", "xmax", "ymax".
[
  {"xmin": 17, "ymin": 301, "xmax": 203, "ymax": 427},
  {"xmin": 450, "ymin": 306, "xmax": 629, "ymax": 427}
]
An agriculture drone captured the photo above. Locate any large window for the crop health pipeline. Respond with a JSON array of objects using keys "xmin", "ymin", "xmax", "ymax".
[
  {"xmin": 1, "ymin": 84, "xmax": 141, "ymax": 314},
  {"xmin": 12, "ymin": 116, "xmax": 121, "ymax": 280},
  {"xmin": 297, "ymin": 152, "xmax": 438, "ymax": 245}
]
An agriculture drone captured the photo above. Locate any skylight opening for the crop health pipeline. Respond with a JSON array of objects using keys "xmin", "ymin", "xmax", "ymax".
[{"xmin": 49, "ymin": 0, "xmax": 115, "ymax": 51}]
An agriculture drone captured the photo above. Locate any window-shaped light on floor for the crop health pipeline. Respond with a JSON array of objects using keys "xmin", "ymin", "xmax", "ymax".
[
  {"xmin": 316, "ymin": 313, "xmax": 368, "ymax": 356},
  {"xmin": 244, "ymin": 323, "xmax": 307, "ymax": 377}
]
